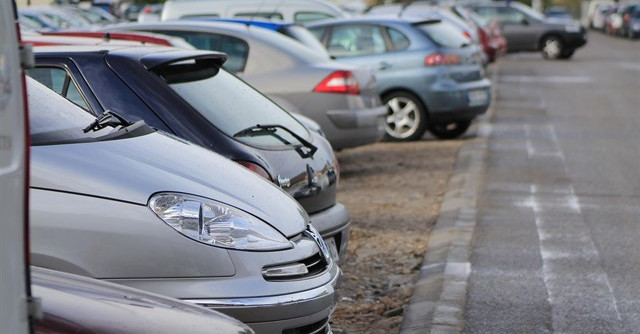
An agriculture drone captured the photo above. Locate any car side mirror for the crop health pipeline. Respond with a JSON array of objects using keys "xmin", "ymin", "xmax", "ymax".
[{"xmin": 521, "ymin": 18, "xmax": 530, "ymax": 25}]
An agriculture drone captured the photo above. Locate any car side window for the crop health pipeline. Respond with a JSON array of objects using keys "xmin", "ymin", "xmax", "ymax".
[
  {"xmin": 386, "ymin": 27, "xmax": 410, "ymax": 51},
  {"xmin": 327, "ymin": 25, "xmax": 387, "ymax": 57},
  {"xmin": 496, "ymin": 7, "xmax": 526, "ymax": 24},
  {"xmin": 473, "ymin": 7, "xmax": 497, "ymax": 21},
  {"xmin": 27, "ymin": 67, "xmax": 90, "ymax": 111},
  {"xmin": 152, "ymin": 31, "xmax": 249, "ymax": 73},
  {"xmin": 294, "ymin": 12, "xmax": 334, "ymax": 23},
  {"xmin": 308, "ymin": 26, "xmax": 327, "ymax": 41}
]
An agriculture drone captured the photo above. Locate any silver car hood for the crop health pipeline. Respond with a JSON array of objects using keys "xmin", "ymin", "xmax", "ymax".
[{"xmin": 30, "ymin": 131, "xmax": 308, "ymax": 237}]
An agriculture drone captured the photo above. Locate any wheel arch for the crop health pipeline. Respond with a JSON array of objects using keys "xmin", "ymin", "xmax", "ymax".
[{"xmin": 380, "ymin": 87, "xmax": 429, "ymax": 116}]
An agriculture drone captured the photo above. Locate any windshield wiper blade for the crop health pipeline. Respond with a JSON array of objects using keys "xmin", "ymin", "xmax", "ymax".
[
  {"xmin": 83, "ymin": 110, "xmax": 132, "ymax": 133},
  {"xmin": 234, "ymin": 124, "xmax": 318, "ymax": 158}
]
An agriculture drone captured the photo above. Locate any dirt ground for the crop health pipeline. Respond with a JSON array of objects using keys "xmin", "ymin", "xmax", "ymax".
[{"xmin": 330, "ymin": 138, "xmax": 463, "ymax": 334}]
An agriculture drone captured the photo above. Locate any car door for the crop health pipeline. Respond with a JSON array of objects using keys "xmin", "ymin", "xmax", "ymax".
[
  {"xmin": 494, "ymin": 6, "xmax": 538, "ymax": 51},
  {"xmin": 315, "ymin": 24, "xmax": 395, "ymax": 83},
  {"xmin": 0, "ymin": 1, "xmax": 31, "ymax": 333}
]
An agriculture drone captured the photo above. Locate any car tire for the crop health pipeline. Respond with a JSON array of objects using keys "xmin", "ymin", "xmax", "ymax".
[
  {"xmin": 429, "ymin": 120, "xmax": 472, "ymax": 140},
  {"xmin": 541, "ymin": 36, "xmax": 564, "ymax": 59},
  {"xmin": 382, "ymin": 91, "xmax": 428, "ymax": 142},
  {"xmin": 559, "ymin": 48, "xmax": 575, "ymax": 59}
]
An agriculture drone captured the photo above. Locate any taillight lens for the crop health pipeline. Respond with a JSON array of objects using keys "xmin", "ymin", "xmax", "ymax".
[
  {"xmin": 463, "ymin": 30, "xmax": 472, "ymax": 39},
  {"xmin": 425, "ymin": 53, "xmax": 462, "ymax": 66},
  {"xmin": 235, "ymin": 161, "xmax": 272, "ymax": 181},
  {"xmin": 313, "ymin": 70, "xmax": 360, "ymax": 95},
  {"xmin": 143, "ymin": 6, "xmax": 153, "ymax": 13}
]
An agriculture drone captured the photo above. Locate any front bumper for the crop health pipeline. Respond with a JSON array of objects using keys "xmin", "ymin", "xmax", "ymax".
[{"xmin": 563, "ymin": 30, "xmax": 588, "ymax": 49}]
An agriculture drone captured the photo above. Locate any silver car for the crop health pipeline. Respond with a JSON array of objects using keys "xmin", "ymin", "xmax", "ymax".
[
  {"xmin": 27, "ymin": 78, "xmax": 339, "ymax": 334},
  {"xmin": 104, "ymin": 20, "xmax": 387, "ymax": 150}
]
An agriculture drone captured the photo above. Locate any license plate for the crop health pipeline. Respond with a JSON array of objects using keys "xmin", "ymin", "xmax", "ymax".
[
  {"xmin": 468, "ymin": 89, "xmax": 489, "ymax": 107},
  {"xmin": 325, "ymin": 237, "xmax": 340, "ymax": 263}
]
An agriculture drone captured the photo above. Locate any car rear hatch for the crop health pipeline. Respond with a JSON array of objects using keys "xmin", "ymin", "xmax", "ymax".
[{"xmin": 413, "ymin": 19, "xmax": 486, "ymax": 83}]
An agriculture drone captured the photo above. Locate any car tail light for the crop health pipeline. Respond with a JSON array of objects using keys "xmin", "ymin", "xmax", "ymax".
[
  {"xmin": 425, "ymin": 53, "xmax": 461, "ymax": 66},
  {"xmin": 313, "ymin": 70, "xmax": 360, "ymax": 95},
  {"xmin": 235, "ymin": 160, "xmax": 272, "ymax": 181},
  {"xmin": 143, "ymin": 6, "xmax": 153, "ymax": 14},
  {"xmin": 463, "ymin": 30, "xmax": 472, "ymax": 39}
]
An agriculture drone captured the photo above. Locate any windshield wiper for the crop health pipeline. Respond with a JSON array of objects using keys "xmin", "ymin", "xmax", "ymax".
[
  {"xmin": 234, "ymin": 124, "xmax": 317, "ymax": 158},
  {"xmin": 83, "ymin": 110, "xmax": 132, "ymax": 133}
]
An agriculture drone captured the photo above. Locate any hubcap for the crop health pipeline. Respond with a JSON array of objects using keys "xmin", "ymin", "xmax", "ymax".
[
  {"xmin": 544, "ymin": 39, "xmax": 561, "ymax": 58},
  {"xmin": 385, "ymin": 96, "xmax": 420, "ymax": 139}
]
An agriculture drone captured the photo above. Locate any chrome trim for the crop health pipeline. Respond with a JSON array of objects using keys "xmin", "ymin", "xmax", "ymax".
[
  {"xmin": 184, "ymin": 272, "xmax": 339, "ymax": 308},
  {"xmin": 262, "ymin": 263, "xmax": 309, "ymax": 278}
]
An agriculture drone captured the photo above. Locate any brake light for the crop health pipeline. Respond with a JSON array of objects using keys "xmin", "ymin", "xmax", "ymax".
[
  {"xmin": 463, "ymin": 30, "xmax": 472, "ymax": 39},
  {"xmin": 235, "ymin": 161, "xmax": 272, "ymax": 181},
  {"xmin": 143, "ymin": 6, "xmax": 153, "ymax": 14},
  {"xmin": 425, "ymin": 53, "xmax": 461, "ymax": 66},
  {"xmin": 313, "ymin": 70, "xmax": 360, "ymax": 95}
]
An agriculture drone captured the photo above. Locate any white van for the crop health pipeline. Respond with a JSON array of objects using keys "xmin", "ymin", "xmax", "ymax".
[
  {"xmin": 161, "ymin": 0, "xmax": 348, "ymax": 23},
  {"xmin": 0, "ymin": 1, "xmax": 30, "ymax": 333}
]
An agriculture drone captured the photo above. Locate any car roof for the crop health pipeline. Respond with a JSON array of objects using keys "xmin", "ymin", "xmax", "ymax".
[
  {"xmin": 306, "ymin": 15, "xmax": 437, "ymax": 26},
  {"xmin": 33, "ymin": 45, "xmax": 227, "ymax": 69}
]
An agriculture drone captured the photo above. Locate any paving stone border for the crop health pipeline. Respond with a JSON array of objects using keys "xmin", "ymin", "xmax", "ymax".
[{"xmin": 398, "ymin": 65, "xmax": 499, "ymax": 334}]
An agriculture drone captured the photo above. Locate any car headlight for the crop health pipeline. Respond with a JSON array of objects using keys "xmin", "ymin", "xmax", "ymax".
[
  {"xmin": 149, "ymin": 193, "xmax": 293, "ymax": 251},
  {"xmin": 565, "ymin": 24, "xmax": 582, "ymax": 33}
]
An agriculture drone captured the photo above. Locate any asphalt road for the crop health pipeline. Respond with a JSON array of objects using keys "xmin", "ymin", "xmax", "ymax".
[{"xmin": 462, "ymin": 33, "xmax": 640, "ymax": 334}]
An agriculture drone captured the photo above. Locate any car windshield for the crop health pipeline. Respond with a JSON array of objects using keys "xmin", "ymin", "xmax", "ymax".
[
  {"xmin": 414, "ymin": 20, "xmax": 471, "ymax": 48},
  {"xmin": 513, "ymin": 3, "xmax": 546, "ymax": 21},
  {"xmin": 153, "ymin": 58, "xmax": 311, "ymax": 148},
  {"xmin": 28, "ymin": 77, "xmax": 124, "ymax": 145}
]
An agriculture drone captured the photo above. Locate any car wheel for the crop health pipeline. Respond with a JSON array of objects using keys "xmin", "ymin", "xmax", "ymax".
[
  {"xmin": 559, "ymin": 48, "xmax": 575, "ymax": 59},
  {"xmin": 383, "ymin": 92, "xmax": 428, "ymax": 141},
  {"xmin": 541, "ymin": 36, "xmax": 564, "ymax": 59},
  {"xmin": 429, "ymin": 120, "xmax": 472, "ymax": 140}
]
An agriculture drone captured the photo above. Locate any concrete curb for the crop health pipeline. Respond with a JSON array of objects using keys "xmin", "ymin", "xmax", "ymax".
[{"xmin": 398, "ymin": 65, "xmax": 499, "ymax": 334}]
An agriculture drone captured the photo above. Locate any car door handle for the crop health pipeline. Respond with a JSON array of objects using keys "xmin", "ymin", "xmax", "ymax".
[{"xmin": 378, "ymin": 61, "xmax": 391, "ymax": 70}]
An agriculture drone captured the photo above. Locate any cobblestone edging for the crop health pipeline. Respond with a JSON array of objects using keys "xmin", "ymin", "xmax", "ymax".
[{"xmin": 398, "ymin": 65, "xmax": 499, "ymax": 334}]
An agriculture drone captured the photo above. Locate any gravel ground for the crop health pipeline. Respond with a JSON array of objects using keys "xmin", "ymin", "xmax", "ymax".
[{"xmin": 330, "ymin": 138, "xmax": 463, "ymax": 334}]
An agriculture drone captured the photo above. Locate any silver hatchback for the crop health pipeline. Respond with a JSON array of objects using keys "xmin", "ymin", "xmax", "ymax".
[{"xmin": 27, "ymin": 78, "xmax": 339, "ymax": 334}]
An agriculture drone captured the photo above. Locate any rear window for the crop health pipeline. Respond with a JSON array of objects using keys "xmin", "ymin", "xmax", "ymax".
[
  {"xmin": 152, "ymin": 59, "xmax": 310, "ymax": 149},
  {"xmin": 294, "ymin": 12, "xmax": 334, "ymax": 23},
  {"xmin": 281, "ymin": 25, "xmax": 330, "ymax": 57},
  {"xmin": 414, "ymin": 20, "xmax": 471, "ymax": 48}
]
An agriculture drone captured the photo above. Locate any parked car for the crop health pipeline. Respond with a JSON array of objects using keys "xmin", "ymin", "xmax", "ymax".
[
  {"xmin": 586, "ymin": 0, "xmax": 615, "ymax": 30},
  {"xmin": 187, "ymin": 17, "xmax": 331, "ymax": 56},
  {"xmin": 307, "ymin": 17, "xmax": 492, "ymax": 140},
  {"xmin": 28, "ymin": 76, "xmax": 339, "ymax": 334},
  {"xmin": 139, "ymin": 3, "xmax": 164, "ymax": 22},
  {"xmin": 0, "ymin": 1, "xmax": 31, "ymax": 332},
  {"xmin": 465, "ymin": 1, "xmax": 587, "ymax": 59},
  {"xmin": 33, "ymin": 267, "xmax": 254, "ymax": 334},
  {"xmin": 161, "ymin": 0, "xmax": 348, "ymax": 23},
  {"xmin": 39, "ymin": 30, "xmax": 195, "ymax": 48},
  {"xmin": 19, "ymin": 6, "xmax": 92, "ymax": 30},
  {"xmin": 449, "ymin": 4, "xmax": 507, "ymax": 62},
  {"xmin": 628, "ymin": 6, "xmax": 640, "ymax": 38},
  {"xmin": 105, "ymin": 21, "xmax": 386, "ymax": 150},
  {"xmin": 619, "ymin": 2, "xmax": 640, "ymax": 38},
  {"xmin": 29, "ymin": 45, "xmax": 350, "ymax": 263}
]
